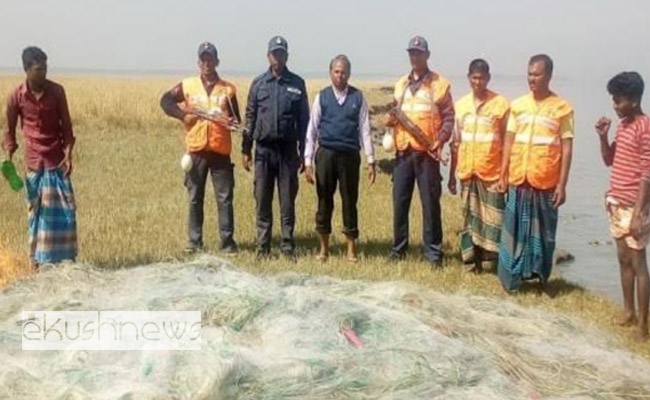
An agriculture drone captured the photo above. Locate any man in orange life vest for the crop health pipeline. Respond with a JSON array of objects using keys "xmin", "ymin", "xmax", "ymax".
[
  {"xmin": 386, "ymin": 36, "xmax": 455, "ymax": 268},
  {"xmin": 498, "ymin": 54, "xmax": 574, "ymax": 292},
  {"xmin": 448, "ymin": 59, "xmax": 509, "ymax": 274},
  {"xmin": 160, "ymin": 42, "xmax": 241, "ymax": 254}
]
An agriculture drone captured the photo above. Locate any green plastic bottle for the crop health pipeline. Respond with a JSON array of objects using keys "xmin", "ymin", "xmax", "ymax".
[{"xmin": 1, "ymin": 160, "xmax": 24, "ymax": 192}]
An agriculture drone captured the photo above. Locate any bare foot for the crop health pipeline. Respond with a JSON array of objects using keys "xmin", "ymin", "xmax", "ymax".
[
  {"xmin": 468, "ymin": 263, "xmax": 483, "ymax": 274},
  {"xmin": 631, "ymin": 326, "xmax": 649, "ymax": 342},
  {"xmin": 614, "ymin": 312, "xmax": 637, "ymax": 327},
  {"xmin": 346, "ymin": 238, "xmax": 357, "ymax": 263}
]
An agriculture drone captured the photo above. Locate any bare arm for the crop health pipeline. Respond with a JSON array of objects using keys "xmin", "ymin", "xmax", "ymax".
[
  {"xmin": 553, "ymin": 138, "xmax": 573, "ymax": 208},
  {"xmin": 436, "ymin": 90, "xmax": 455, "ymax": 145},
  {"xmin": 595, "ymin": 117, "xmax": 615, "ymax": 166},
  {"xmin": 229, "ymin": 95, "xmax": 242, "ymax": 125},
  {"xmin": 447, "ymin": 118, "xmax": 460, "ymax": 194},
  {"xmin": 500, "ymin": 131, "xmax": 515, "ymax": 186},
  {"xmin": 160, "ymin": 83, "xmax": 186, "ymax": 122}
]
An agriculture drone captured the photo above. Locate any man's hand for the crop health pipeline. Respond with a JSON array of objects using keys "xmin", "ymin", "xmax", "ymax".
[
  {"xmin": 242, "ymin": 154, "xmax": 252, "ymax": 172},
  {"xmin": 59, "ymin": 153, "xmax": 73, "ymax": 177},
  {"xmin": 5, "ymin": 147, "xmax": 15, "ymax": 162},
  {"xmin": 367, "ymin": 163, "xmax": 376, "ymax": 185},
  {"xmin": 552, "ymin": 185, "xmax": 567, "ymax": 208},
  {"xmin": 595, "ymin": 116, "xmax": 612, "ymax": 137},
  {"xmin": 298, "ymin": 160, "xmax": 305, "ymax": 175},
  {"xmin": 305, "ymin": 166, "xmax": 315, "ymax": 184},
  {"xmin": 385, "ymin": 109, "xmax": 398, "ymax": 127},
  {"xmin": 630, "ymin": 212, "xmax": 643, "ymax": 240},
  {"xmin": 447, "ymin": 176, "xmax": 457, "ymax": 195},
  {"xmin": 496, "ymin": 175, "xmax": 508, "ymax": 193},
  {"xmin": 427, "ymin": 140, "xmax": 443, "ymax": 162},
  {"xmin": 183, "ymin": 113, "xmax": 200, "ymax": 126}
]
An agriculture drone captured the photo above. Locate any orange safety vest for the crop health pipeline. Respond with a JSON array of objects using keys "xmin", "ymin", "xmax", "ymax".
[
  {"xmin": 508, "ymin": 93, "xmax": 573, "ymax": 190},
  {"xmin": 182, "ymin": 77, "xmax": 236, "ymax": 155},
  {"xmin": 393, "ymin": 73, "xmax": 451, "ymax": 152},
  {"xmin": 455, "ymin": 91, "xmax": 509, "ymax": 182}
]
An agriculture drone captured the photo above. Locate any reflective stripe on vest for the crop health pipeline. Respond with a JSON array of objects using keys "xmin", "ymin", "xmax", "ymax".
[
  {"xmin": 182, "ymin": 77, "xmax": 235, "ymax": 155},
  {"xmin": 393, "ymin": 73, "xmax": 450, "ymax": 152},
  {"xmin": 455, "ymin": 91, "xmax": 508, "ymax": 181},
  {"xmin": 508, "ymin": 93, "xmax": 573, "ymax": 190}
]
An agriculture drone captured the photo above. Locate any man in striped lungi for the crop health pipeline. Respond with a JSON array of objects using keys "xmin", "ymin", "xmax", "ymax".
[
  {"xmin": 2, "ymin": 46, "xmax": 78, "ymax": 269},
  {"xmin": 448, "ymin": 59, "xmax": 509, "ymax": 273}
]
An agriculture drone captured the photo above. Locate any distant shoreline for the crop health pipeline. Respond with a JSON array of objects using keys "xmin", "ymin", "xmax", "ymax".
[{"xmin": 0, "ymin": 67, "xmax": 557, "ymax": 84}]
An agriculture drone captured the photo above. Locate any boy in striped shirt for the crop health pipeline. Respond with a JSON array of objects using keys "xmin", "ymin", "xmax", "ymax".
[{"xmin": 596, "ymin": 71, "xmax": 650, "ymax": 342}]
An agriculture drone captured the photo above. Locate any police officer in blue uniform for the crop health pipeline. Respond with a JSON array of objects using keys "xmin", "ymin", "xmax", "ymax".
[{"xmin": 242, "ymin": 36, "xmax": 310, "ymax": 258}]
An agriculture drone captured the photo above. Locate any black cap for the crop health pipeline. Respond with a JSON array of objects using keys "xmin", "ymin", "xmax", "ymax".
[
  {"xmin": 407, "ymin": 36, "xmax": 429, "ymax": 52},
  {"xmin": 268, "ymin": 36, "xmax": 288, "ymax": 53},
  {"xmin": 198, "ymin": 42, "xmax": 218, "ymax": 60}
]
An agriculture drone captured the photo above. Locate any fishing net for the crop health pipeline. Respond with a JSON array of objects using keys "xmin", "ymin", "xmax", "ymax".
[{"xmin": 1, "ymin": 256, "xmax": 649, "ymax": 399}]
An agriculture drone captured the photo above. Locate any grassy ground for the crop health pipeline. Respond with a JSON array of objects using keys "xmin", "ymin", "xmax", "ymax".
[{"xmin": 0, "ymin": 75, "xmax": 648, "ymax": 362}]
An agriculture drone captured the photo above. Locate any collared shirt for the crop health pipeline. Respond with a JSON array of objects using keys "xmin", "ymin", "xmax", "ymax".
[
  {"xmin": 3, "ymin": 80, "xmax": 75, "ymax": 170},
  {"xmin": 242, "ymin": 67, "xmax": 310, "ymax": 157},
  {"xmin": 304, "ymin": 85, "xmax": 374, "ymax": 167},
  {"xmin": 608, "ymin": 114, "xmax": 650, "ymax": 205},
  {"xmin": 403, "ymin": 70, "xmax": 455, "ymax": 144}
]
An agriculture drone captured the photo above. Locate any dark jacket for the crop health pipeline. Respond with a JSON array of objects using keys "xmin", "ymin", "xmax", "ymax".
[{"xmin": 242, "ymin": 67, "xmax": 309, "ymax": 157}]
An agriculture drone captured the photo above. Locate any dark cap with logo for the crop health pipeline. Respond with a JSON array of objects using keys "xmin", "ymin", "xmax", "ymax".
[
  {"xmin": 268, "ymin": 36, "xmax": 288, "ymax": 53},
  {"xmin": 198, "ymin": 42, "xmax": 218, "ymax": 60},
  {"xmin": 407, "ymin": 36, "xmax": 429, "ymax": 52}
]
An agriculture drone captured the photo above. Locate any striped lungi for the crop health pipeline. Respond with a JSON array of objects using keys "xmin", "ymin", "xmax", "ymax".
[
  {"xmin": 459, "ymin": 177, "xmax": 505, "ymax": 264},
  {"xmin": 498, "ymin": 185, "xmax": 558, "ymax": 291},
  {"xmin": 26, "ymin": 168, "xmax": 78, "ymax": 264}
]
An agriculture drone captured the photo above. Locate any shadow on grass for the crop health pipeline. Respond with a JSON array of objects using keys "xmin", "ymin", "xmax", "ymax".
[{"xmin": 515, "ymin": 277, "xmax": 587, "ymax": 299}]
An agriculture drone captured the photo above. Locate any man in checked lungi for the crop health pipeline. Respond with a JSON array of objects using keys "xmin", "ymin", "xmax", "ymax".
[
  {"xmin": 2, "ymin": 46, "xmax": 78, "ymax": 270},
  {"xmin": 448, "ymin": 59, "xmax": 509, "ymax": 274},
  {"xmin": 497, "ymin": 54, "xmax": 574, "ymax": 292}
]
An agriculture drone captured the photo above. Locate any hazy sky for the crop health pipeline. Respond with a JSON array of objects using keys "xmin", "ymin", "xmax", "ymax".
[{"xmin": 1, "ymin": 0, "xmax": 649, "ymax": 80}]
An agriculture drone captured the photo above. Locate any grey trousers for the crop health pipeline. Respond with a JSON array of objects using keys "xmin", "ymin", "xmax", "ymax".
[
  {"xmin": 254, "ymin": 143, "xmax": 300, "ymax": 253},
  {"xmin": 184, "ymin": 151, "xmax": 235, "ymax": 249}
]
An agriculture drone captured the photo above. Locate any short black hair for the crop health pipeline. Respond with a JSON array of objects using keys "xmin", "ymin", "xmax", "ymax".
[
  {"xmin": 329, "ymin": 54, "xmax": 351, "ymax": 74},
  {"xmin": 607, "ymin": 72, "xmax": 644, "ymax": 101},
  {"xmin": 529, "ymin": 54, "xmax": 553, "ymax": 77},
  {"xmin": 468, "ymin": 59, "xmax": 490, "ymax": 75},
  {"xmin": 22, "ymin": 46, "xmax": 48, "ymax": 71}
]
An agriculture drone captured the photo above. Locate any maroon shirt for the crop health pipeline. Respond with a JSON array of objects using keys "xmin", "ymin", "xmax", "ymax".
[{"xmin": 3, "ymin": 80, "xmax": 75, "ymax": 170}]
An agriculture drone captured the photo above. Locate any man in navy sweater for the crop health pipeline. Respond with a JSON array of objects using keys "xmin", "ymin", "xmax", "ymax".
[{"xmin": 304, "ymin": 55, "xmax": 376, "ymax": 262}]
